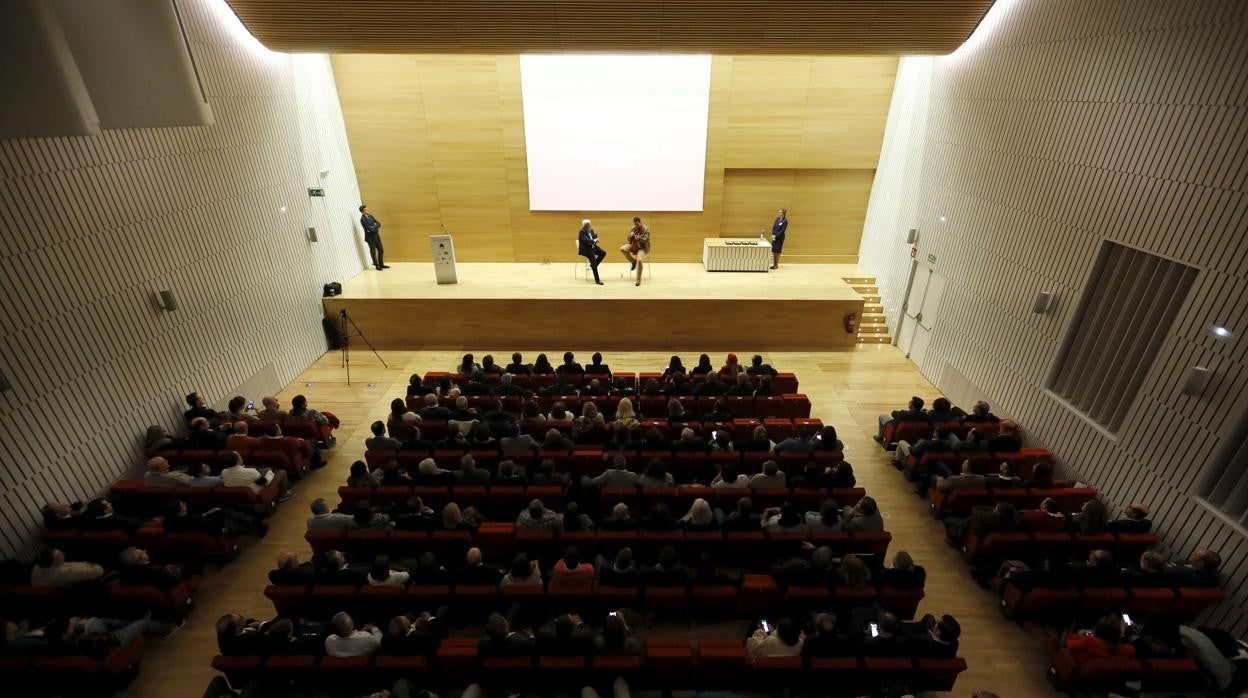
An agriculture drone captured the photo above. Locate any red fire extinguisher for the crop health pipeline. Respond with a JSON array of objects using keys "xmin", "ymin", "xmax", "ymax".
[{"xmin": 845, "ymin": 313, "xmax": 859, "ymax": 334}]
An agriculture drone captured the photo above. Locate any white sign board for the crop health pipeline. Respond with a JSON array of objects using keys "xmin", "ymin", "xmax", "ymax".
[{"xmin": 430, "ymin": 234, "xmax": 457, "ymax": 285}]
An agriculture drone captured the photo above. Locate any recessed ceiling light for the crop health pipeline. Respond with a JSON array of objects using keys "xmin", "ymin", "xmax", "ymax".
[
  {"xmin": 1209, "ymin": 324, "xmax": 1232, "ymax": 340},
  {"xmin": 279, "ymin": 206, "xmax": 288, "ymax": 214},
  {"xmin": 938, "ymin": 215, "xmax": 947, "ymax": 223}
]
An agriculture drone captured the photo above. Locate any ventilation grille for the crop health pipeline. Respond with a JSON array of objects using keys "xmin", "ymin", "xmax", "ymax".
[{"xmin": 1046, "ymin": 242, "xmax": 1197, "ymax": 433}]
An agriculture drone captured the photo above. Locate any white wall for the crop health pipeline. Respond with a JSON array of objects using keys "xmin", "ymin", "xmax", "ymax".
[
  {"xmin": 0, "ymin": 0, "xmax": 366, "ymax": 558},
  {"xmin": 861, "ymin": 0, "xmax": 1248, "ymax": 634}
]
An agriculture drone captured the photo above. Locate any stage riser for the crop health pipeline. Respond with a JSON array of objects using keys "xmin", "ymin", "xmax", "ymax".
[{"xmin": 322, "ymin": 298, "xmax": 862, "ymax": 350}]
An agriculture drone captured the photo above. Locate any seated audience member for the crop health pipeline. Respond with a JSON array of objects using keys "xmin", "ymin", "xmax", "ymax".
[
  {"xmin": 308, "ymin": 498, "xmax": 354, "ymax": 531},
  {"xmin": 722, "ymin": 496, "xmax": 762, "ymax": 531},
  {"xmin": 639, "ymin": 426, "xmax": 668, "ymax": 451},
  {"xmin": 862, "ymin": 612, "xmax": 911, "ymax": 657},
  {"xmin": 257, "ymin": 396, "xmax": 287, "ymax": 420},
  {"xmin": 1105, "ymin": 502, "xmax": 1152, "ymax": 534},
  {"xmin": 837, "ymin": 554, "xmax": 873, "ymax": 589},
  {"xmin": 747, "ymin": 617, "xmax": 803, "ymax": 660},
  {"xmin": 804, "ymin": 500, "xmax": 843, "ymax": 532},
  {"xmin": 506, "ymin": 352, "xmax": 532, "ymax": 375},
  {"xmin": 42, "ymin": 502, "xmax": 81, "ymax": 530},
  {"xmin": 828, "ymin": 462, "xmax": 856, "ymax": 489},
  {"xmin": 907, "ymin": 613, "xmax": 962, "ymax": 657},
  {"xmin": 721, "ymin": 352, "xmax": 744, "ymax": 377},
  {"xmin": 164, "ymin": 499, "xmax": 263, "ymax": 537},
  {"xmin": 763, "ymin": 504, "xmax": 807, "ymax": 534},
  {"xmin": 790, "ymin": 460, "xmax": 832, "ymax": 489},
  {"xmin": 225, "ymin": 421, "xmax": 255, "ymax": 450},
  {"xmin": 269, "ymin": 552, "xmax": 315, "ymax": 586},
  {"xmin": 812, "ymin": 426, "xmax": 843, "ymax": 451},
  {"xmin": 641, "ymin": 502, "xmax": 679, "ymax": 531},
  {"xmin": 987, "ymin": 420, "xmax": 1022, "ymax": 452},
  {"xmin": 367, "ymin": 555, "xmax": 410, "ymax": 586},
  {"xmin": 144, "ymin": 457, "xmax": 193, "ymax": 487},
  {"xmin": 399, "ymin": 427, "xmax": 435, "ymax": 454},
  {"xmin": 184, "ymin": 392, "xmax": 219, "ymax": 424},
  {"xmin": 573, "ymin": 402, "xmax": 606, "ymax": 440},
  {"xmin": 347, "ymin": 461, "xmax": 380, "ymax": 488},
  {"xmin": 30, "ymin": 548, "xmax": 104, "ymax": 587},
  {"xmin": 927, "ymin": 397, "xmax": 957, "ymax": 423},
  {"xmin": 493, "ymin": 460, "xmax": 528, "ymax": 487},
  {"xmin": 417, "ymin": 394, "xmax": 453, "ymax": 421},
  {"xmin": 689, "ymin": 353, "xmax": 714, "ymax": 377},
  {"xmin": 749, "ymin": 460, "xmax": 787, "ymax": 489},
  {"xmin": 726, "ymin": 371, "xmax": 755, "ymax": 397},
  {"xmin": 962, "ymin": 400, "xmax": 999, "ymax": 424},
  {"xmin": 702, "ymin": 398, "xmax": 733, "ymax": 422},
  {"xmin": 288, "ymin": 394, "xmax": 330, "ymax": 427},
  {"xmin": 187, "ymin": 416, "xmax": 226, "ymax": 450},
  {"xmin": 366, "ymin": 421, "xmax": 403, "ymax": 451},
  {"xmin": 802, "ymin": 613, "xmax": 852, "ymax": 658},
  {"xmin": 456, "ymin": 547, "xmax": 503, "ymax": 586},
  {"xmin": 480, "ymin": 354, "xmax": 502, "ymax": 376},
  {"xmin": 377, "ymin": 462, "xmax": 412, "ymax": 487},
  {"xmin": 934, "ymin": 460, "xmax": 987, "ymax": 494},
  {"xmin": 117, "ymin": 547, "xmax": 184, "ymax": 589},
  {"xmin": 440, "ymin": 502, "xmax": 482, "ymax": 533},
  {"xmin": 468, "ymin": 423, "xmax": 497, "ymax": 449},
  {"xmin": 747, "ymin": 354, "xmax": 779, "ymax": 377},
  {"xmin": 1024, "ymin": 461, "xmax": 1055, "ymax": 489},
  {"xmin": 537, "ymin": 613, "xmax": 596, "ymax": 656},
  {"xmin": 434, "ymin": 423, "xmax": 468, "ymax": 451},
  {"xmin": 1069, "ymin": 499, "xmax": 1108, "ymax": 535},
  {"xmin": 893, "ymin": 426, "xmax": 956, "ymax": 467},
  {"xmin": 83, "ymin": 498, "xmax": 143, "ymax": 533},
  {"xmin": 875, "ymin": 396, "xmax": 928, "ymax": 443},
  {"xmin": 1167, "ymin": 548, "xmax": 1222, "ymax": 587},
  {"xmin": 44, "ymin": 615, "xmax": 166, "ymax": 658},
  {"xmin": 1065, "ymin": 615, "xmax": 1136, "ymax": 662},
  {"xmin": 599, "ymin": 503, "xmax": 639, "ymax": 531},
  {"xmin": 547, "ymin": 401, "xmax": 573, "ymax": 422},
  {"xmin": 1066, "ymin": 549, "xmax": 1119, "ymax": 588},
  {"xmin": 391, "ymin": 495, "xmax": 435, "ymax": 531},
  {"xmin": 220, "ymin": 450, "xmax": 294, "ymax": 501},
  {"xmin": 388, "ymin": 398, "xmax": 411, "ymax": 424},
  {"xmin": 187, "ymin": 462, "xmax": 223, "ymax": 487},
  {"xmin": 754, "ymin": 376, "xmax": 775, "ymax": 397},
  {"xmin": 643, "ymin": 545, "xmax": 686, "ymax": 586},
  {"xmin": 773, "ymin": 545, "xmax": 837, "ymax": 588},
  {"xmin": 595, "ymin": 614, "xmax": 642, "ymax": 656},
  {"xmin": 946, "ymin": 501, "xmax": 1022, "ymax": 544},
  {"xmin": 670, "ymin": 427, "xmax": 707, "ymax": 453},
  {"xmin": 594, "ymin": 456, "xmax": 640, "ymax": 488},
  {"xmin": 540, "ymin": 428, "xmax": 574, "ymax": 453},
  {"xmin": 984, "ymin": 461, "xmax": 1022, "ymax": 488},
  {"xmin": 691, "ymin": 554, "xmax": 736, "ymax": 586},
  {"xmin": 549, "ymin": 547, "xmax": 595, "ymax": 592},
  {"xmin": 712, "ymin": 463, "xmax": 749, "ymax": 488},
  {"xmin": 661, "ymin": 355, "xmax": 686, "ymax": 381},
  {"xmin": 666, "ymin": 373, "xmax": 693, "ymax": 396},
  {"xmin": 315, "ymin": 550, "xmax": 368, "ymax": 586},
  {"xmin": 878, "ymin": 551, "xmax": 927, "ymax": 589},
  {"xmin": 557, "ymin": 351, "xmax": 585, "ymax": 376},
  {"xmin": 532, "ymin": 458, "xmax": 569, "ymax": 487},
  {"xmin": 953, "ymin": 428, "xmax": 989, "ymax": 456},
  {"xmin": 416, "ymin": 458, "xmax": 455, "ymax": 485},
  {"xmin": 666, "ymin": 397, "xmax": 687, "ymax": 421},
  {"xmin": 561, "ymin": 502, "xmax": 594, "ymax": 532},
  {"xmin": 350, "ymin": 500, "xmax": 391, "ymax": 531},
  {"xmin": 842, "ymin": 496, "xmax": 884, "ymax": 532},
  {"xmin": 225, "ymin": 396, "xmax": 257, "ymax": 423},
  {"xmin": 517, "ymin": 499, "xmax": 562, "ymax": 531},
  {"xmin": 611, "ymin": 376, "xmax": 638, "ymax": 398},
  {"xmin": 455, "ymin": 455, "xmax": 491, "ymax": 486},
  {"xmin": 500, "ymin": 554, "xmax": 542, "ymax": 588},
  {"xmin": 492, "ymin": 373, "xmax": 529, "ymax": 399},
  {"xmin": 456, "ymin": 353, "xmax": 482, "ymax": 378},
  {"xmin": 585, "ymin": 352, "xmax": 612, "ymax": 379},
  {"xmin": 500, "ymin": 427, "xmax": 540, "ymax": 452},
  {"xmin": 639, "ymin": 459, "xmax": 675, "ymax": 488},
  {"xmin": 216, "ymin": 613, "xmax": 271, "ymax": 655},
  {"xmin": 530, "ymin": 353, "xmax": 554, "ymax": 374},
  {"xmin": 740, "ymin": 426, "xmax": 775, "ymax": 453},
  {"xmin": 774, "ymin": 426, "xmax": 818, "ymax": 454},
  {"xmin": 409, "ymin": 552, "xmax": 449, "ymax": 585},
  {"xmin": 144, "ymin": 425, "xmax": 177, "ymax": 455},
  {"xmin": 325, "ymin": 612, "xmax": 382, "ymax": 658},
  {"xmin": 383, "ymin": 611, "xmax": 446, "ymax": 656},
  {"xmin": 679, "ymin": 498, "xmax": 718, "ymax": 531},
  {"xmin": 597, "ymin": 547, "xmax": 640, "ymax": 587},
  {"xmin": 693, "ymin": 373, "xmax": 726, "ymax": 398}
]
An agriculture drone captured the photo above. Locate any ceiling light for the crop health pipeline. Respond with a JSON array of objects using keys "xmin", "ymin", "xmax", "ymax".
[{"xmin": 1209, "ymin": 324, "xmax": 1232, "ymax": 340}]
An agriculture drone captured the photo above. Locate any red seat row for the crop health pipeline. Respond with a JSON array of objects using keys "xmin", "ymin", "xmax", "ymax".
[
  {"xmin": 999, "ymin": 582, "xmax": 1223, "ymax": 621},
  {"xmin": 214, "ymin": 638, "xmax": 964, "ymax": 694},
  {"xmin": 929, "ymin": 485, "xmax": 1097, "ymax": 517},
  {"xmin": 1044, "ymin": 637, "xmax": 1204, "ymax": 693},
  {"xmin": 0, "ymin": 637, "xmax": 145, "ymax": 697},
  {"xmin": 962, "ymin": 530, "xmax": 1159, "ymax": 565},
  {"xmin": 110, "ymin": 479, "xmax": 285, "ymax": 513},
  {"xmin": 422, "ymin": 370, "xmax": 800, "ymax": 394},
  {"xmin": 265, "ymin": 576, "xmax": 923, "ymax": 623},
  {"xmin": 306, "ymin": 523, "xmax": 889, "ymax": 567},
  {"xmin": 0, "ymin": 577, "xmax": 199, "ymax": 622},
  {"xmin": 364, "ymin": 445, "xmax": 842, "ymax": 477},
  {"xmin": 903, "ymin": 447, "xmax": 1054, "ymax": 480},
  {"xmin": 882, "ymin": 418, "xmax": 1001, "ymax": 445},
  {"xmin": 153, "ymin": 439, "xmax": 309, "ymax": 476},
  {"xmin": 40, "ymin": 522, "xmax": 239, "ymax": 565}
]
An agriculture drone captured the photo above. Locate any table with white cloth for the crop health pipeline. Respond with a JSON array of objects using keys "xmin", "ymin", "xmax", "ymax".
[{"xmin": 702, "ymin": 237, "xmax": 772, "ymax": 272}]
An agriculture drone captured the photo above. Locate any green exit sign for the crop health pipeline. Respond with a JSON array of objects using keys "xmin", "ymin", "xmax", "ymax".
[
  {"xmin": 307, "ymin": 187, "xmax": 325, "ymax": 197},
  {"xmin": 927, "ymin": 253, "xmax": 937, "ymax": 264}
]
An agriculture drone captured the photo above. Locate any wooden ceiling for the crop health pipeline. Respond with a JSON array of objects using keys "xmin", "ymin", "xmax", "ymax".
[{"xmin": 224, "ymin": 0, "xmax": 996, "ymax": 55}]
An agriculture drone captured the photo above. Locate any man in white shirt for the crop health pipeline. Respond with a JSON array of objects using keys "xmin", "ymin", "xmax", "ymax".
[
  {"xmin": 324, "ymin": 612, "xmax": 382, "ymax": 657},
  {"xmin": 220, "ymin": 451, "xmax": 294, "ymax": 502},
  {"xmin": 30, "ymin": 548, "xmax": 105, "ymax": 587}
]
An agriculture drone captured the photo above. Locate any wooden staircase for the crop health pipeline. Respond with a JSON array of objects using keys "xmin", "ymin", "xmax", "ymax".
[{"xmin": 843, "ymin": 275, "xmax": 891, "ymax": 345}]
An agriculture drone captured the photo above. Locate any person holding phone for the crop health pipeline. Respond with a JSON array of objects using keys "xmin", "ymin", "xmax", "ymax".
[
  {"xmin": 577, "ymin": 219, "xmax": 607, "ymax": 285},
  {"xmin": 747, "ymin": 616, "xmax": 803, "ymax": 661}
]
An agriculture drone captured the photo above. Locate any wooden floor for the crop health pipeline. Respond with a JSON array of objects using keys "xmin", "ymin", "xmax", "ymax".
[{"xmin": 124, "ymin": 345, "xmax": 1063, "ymax": 698}]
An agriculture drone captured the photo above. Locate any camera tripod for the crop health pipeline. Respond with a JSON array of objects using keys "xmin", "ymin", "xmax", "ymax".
[{"xmin": 339, "ymin": 308, "xmax": 387, "ymax": 384}]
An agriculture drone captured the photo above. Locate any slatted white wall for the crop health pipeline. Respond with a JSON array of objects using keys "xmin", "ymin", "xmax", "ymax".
[
  {"xmin": 0, "ymin": 0, "xmax": 365, "ymax": 558},
  {"xmin": 861, "ymin": 0, "xmax": 1248, "ymax": 635}
]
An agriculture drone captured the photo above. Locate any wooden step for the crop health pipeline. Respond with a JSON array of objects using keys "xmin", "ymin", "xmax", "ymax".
[
  {"xmin": 842, "ymin": 277, "xmax": 876, "ymax": 284},
  {"xmin": 856, "ymin": 335, "xmax": 892, "ymax": 344}
]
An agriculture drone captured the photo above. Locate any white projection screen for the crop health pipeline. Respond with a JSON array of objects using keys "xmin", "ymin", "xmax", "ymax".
[{"xmin": 520, "ymin": 54, "xmax": 712, "ymax": 212}]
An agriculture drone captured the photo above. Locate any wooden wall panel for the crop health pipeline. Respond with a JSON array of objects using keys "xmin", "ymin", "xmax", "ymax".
[
  {"xmin": 0, "ymin": 0, "xmax": 366, "ymax": 558},
  {"xmin": 859, "ymin": 0, "xmax": 1248, "ymax": 635},
  {"xmin": 333, "ymin": 54, "xmax": 897, "ymax": 263},
  {"xmin": 721, "ymin": 169, "xmax": 875, "ymax": 261}
]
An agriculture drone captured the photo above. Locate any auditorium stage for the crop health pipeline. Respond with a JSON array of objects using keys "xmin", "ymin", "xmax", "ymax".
[{"xmin": 322, "ymin": 262, "xmax": 866, "ymax": 350}]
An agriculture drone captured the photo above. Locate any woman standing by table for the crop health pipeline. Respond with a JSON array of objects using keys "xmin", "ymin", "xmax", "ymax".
[{"xmin": 770, "ymin": 208, "xmax": 788, "ymax": 269}]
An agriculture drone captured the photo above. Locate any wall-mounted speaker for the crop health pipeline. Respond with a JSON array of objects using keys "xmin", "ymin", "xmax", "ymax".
[
  {"xmin": 1182, "ymin": 366, "xmax": 1213, "ymax": 396},
  {"xmin": 158, "ymin": 289, "xmax": 178, "ymax": 311},
  {"xmin": 307, "ymin": 226, "xmax": 318, "ymax": 242},
  {"xmin": 906, "ymin": 228, "xmax": 918, "ymax": 244},
  {"xmin": 1032, "ymin": 291, "xmax": 1055, "ymax": 314}
]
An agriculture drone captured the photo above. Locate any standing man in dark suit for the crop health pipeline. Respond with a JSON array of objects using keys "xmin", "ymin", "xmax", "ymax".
[
  {"xmin": 359, "ymin": 205, "xmax": 388, "ymax": 271},
  {"xmin": 578, "ymin": 219, "xmax": 606, "ymax": 285},
  {"xmin": 770, "ymin": 208, "xmax": 788, "ymax": 269}
]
